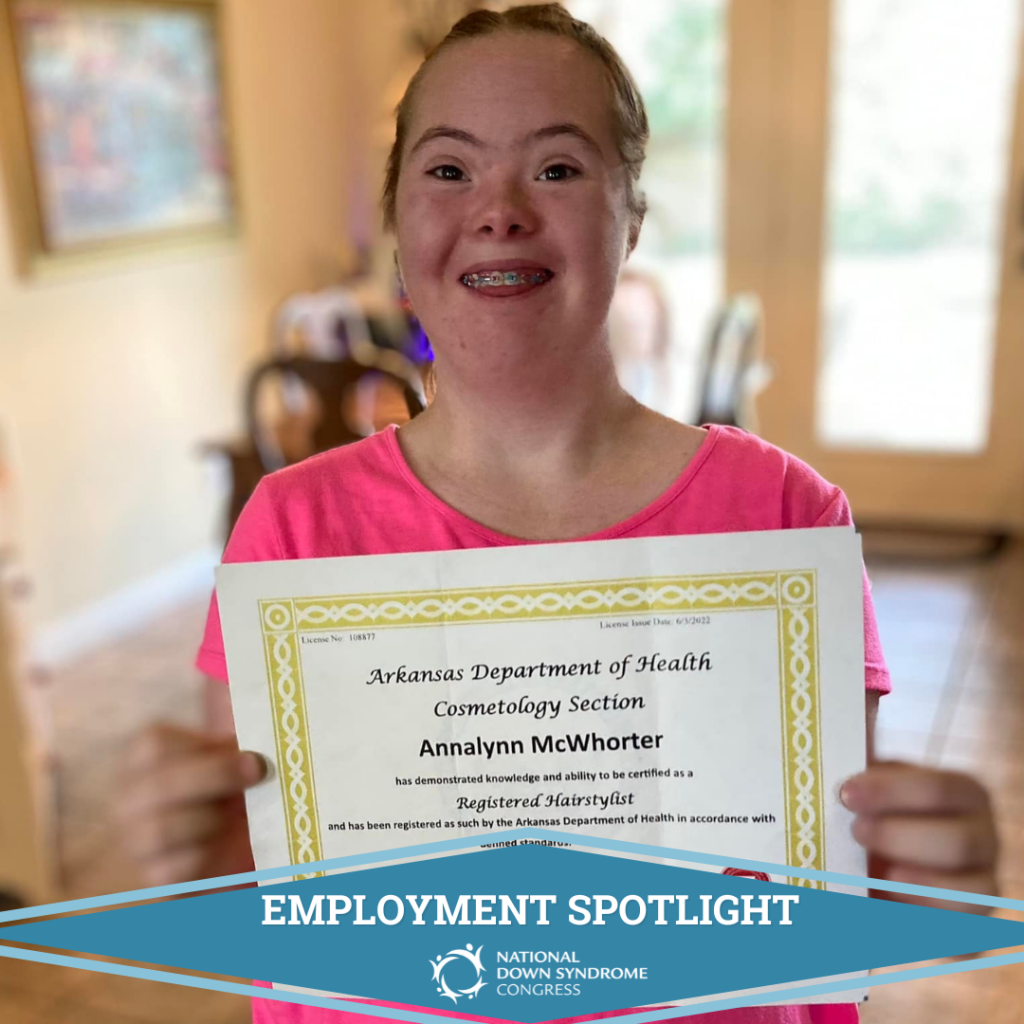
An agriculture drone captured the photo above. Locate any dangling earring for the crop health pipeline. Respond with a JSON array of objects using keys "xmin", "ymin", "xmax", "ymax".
[
  {"xmin": 394, "ymin": 251, "xmax": 433, "ymax": 366},
  {"xmin": 394, "ymin": 252, "xmax": 414, "ymax": 315}
]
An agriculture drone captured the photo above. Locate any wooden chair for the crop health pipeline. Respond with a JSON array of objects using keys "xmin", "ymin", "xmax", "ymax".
[
  {"xmin": 695, "ymin": 295, "xmax": 772, "ymax": 431},
  {"xmin": 245, "ymin": 356, "xmax": 426, "ymax": 475},
  {"xmin": 206, "ymin": 356, "xmax": 427, "ymax": 541}
]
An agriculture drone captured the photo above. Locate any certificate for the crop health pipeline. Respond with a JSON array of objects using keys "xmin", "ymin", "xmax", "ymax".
[
  {"xmin": 218, "ymin": 527, "xmax": 867, "ymax": 891},
  {"xmin": 219, "ymin": 528, "xmax": 870, "ymax": 1007}
]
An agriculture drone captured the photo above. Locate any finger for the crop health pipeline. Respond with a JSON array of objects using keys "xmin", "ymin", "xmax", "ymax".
[
  {"xmin": 876, "ymin": 866, "xmax": 998, "ymax": 915},
  {"xmin": 125, "ymin": 750, "xmax": 267, "ymax": 813},
  {"xmin": 124, "ymin": 724, "xmax": 227, "ymax": 774},
  {"xmin": 124, "ymin": 804, "xmax": 225, "ymax": 862},
  {"xmin": 140, "ymin": 846, "xmax": 210, "ymax": 888},
  {"xmin": 841, "ymin": 766, "xmax": 990, "ymax": 816},
  {"xmin": 853, "ymin": 813, "xmax": 998, "ymax": 871}
]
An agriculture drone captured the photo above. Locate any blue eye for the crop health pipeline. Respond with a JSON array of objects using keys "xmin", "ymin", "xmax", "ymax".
[
  {"xmin": 538, "ymin": 164, "xmax": 578, "ymax": 182},
  {"xmin": 429, "ymin": 165, "xmax": 465, "ymax": 181}
]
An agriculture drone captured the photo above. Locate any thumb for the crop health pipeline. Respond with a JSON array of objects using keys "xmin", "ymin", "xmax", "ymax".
[{"xmin": 238, "ymin": 750, "xmax": 270, "ymax": 787}]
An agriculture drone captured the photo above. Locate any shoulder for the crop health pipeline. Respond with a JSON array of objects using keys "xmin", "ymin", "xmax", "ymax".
[
  {"xmin": 701, "ymin": 426, "xmax": 850, "ymax": 529},
  {"xmin": 261, "ymin": 428, "xmax": 399, "ymax": 501},
  {"xmin": 225, "ymin": 429, "xmax": 404, "ymax": 561}
]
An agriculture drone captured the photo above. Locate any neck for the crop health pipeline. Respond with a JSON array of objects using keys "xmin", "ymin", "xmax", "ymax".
[{"xmin": 409, "ymin": 344, "xmax": 641, "ymax": 478}]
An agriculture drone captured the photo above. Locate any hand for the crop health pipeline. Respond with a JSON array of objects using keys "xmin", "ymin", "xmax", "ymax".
[
  {"xmin": 117, "ymin": 723, "xmax": 268, "ymax": 887},
  {"xmin": 841, "ymin": 761, "xmax": 999, "ymax": 914}
]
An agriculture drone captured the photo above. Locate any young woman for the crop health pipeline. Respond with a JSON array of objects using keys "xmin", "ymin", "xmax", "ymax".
[{"xmin": 120, "ymin": 7, "xmax": 999, "ymax": 1023}]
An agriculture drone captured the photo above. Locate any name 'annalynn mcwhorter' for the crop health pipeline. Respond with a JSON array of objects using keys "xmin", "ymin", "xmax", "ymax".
[{"xmin": 419, "ymin": 732, "xmax": 664, "ymax": 760}]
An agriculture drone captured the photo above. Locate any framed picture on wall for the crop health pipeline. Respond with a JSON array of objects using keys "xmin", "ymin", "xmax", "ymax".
[{"xmin": 0, "ymin": 0, "xmax": 236, "ymax": 271}]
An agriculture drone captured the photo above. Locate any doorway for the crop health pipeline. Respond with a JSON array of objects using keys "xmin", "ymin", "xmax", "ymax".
[{"xmin": 574, "ymin": 0, "xmax": 1024, "ymax": 530}]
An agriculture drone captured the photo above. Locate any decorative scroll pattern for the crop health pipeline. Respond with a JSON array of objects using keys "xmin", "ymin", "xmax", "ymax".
[
  {"xmin": 290, "ymin": 573, "xmax": 780, "ymax": 631},
  {"xmin": 258, "ymin": 570, "xmax": 825, "ymax": 886},
  {"xmin": 261, "ymin": 601, "xmax": 323, "ymax": 879},
  {"xmin": 778, "ymin": 573, "xmax": 825, "ymax": 889}
]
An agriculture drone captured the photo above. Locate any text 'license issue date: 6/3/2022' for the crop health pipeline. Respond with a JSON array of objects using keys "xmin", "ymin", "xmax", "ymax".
[{"xmin": 300, "ymin": 613, "xmax": 712, "ymax": 647}]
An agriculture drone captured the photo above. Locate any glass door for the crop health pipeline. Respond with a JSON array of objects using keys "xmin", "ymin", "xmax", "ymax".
[
  {"xmin": 752, "ymin": 0, "xmax": 1024, "ymax": 529},
  {"xmin": 569, "ymin": 0, "xmax": 729, "ymax": 419}
]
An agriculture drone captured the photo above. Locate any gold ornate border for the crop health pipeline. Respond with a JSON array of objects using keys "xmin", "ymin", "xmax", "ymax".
[
  {"xmin": 778, "ymin": 573, "xmax": 825, "ymax": 889},
  {"xmin": 258, "ymin": 571, "xmax": 824, "ymax": 887},
  {"xmin": 288, "ymin": 572, "xmax": 780, "ymax": 631},
  {"xmin": 261, "ymin": 601, "xmax": 323, "ymax": 879}
]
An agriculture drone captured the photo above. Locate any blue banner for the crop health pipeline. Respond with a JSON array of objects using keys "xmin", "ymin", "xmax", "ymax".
[{"xmin": 3, "ymin": 842, "xmax": 1023, "ymax": 1021}]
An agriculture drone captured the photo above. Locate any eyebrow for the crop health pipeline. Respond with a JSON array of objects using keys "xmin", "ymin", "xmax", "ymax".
[
  {"xmin": 409, "ymin": 122, "xmax": 603, "ymax": 158},
  {"xmin": 409, "ymin": 125, "xmax": 481, "ymax": 155},
  {"xmin": 531, "ymin": 123, "xmax": 603, "ymax": 155}
]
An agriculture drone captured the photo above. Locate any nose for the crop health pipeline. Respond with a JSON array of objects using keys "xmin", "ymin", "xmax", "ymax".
[{"xmin": 475, "ymin": 179, "xmax": 539, "ymax": 237}]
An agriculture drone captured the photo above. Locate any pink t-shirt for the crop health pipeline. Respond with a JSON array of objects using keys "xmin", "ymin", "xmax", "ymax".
[{"xmin": 198, "ymin": 423, "xmax": 890, "ymax": 1024}]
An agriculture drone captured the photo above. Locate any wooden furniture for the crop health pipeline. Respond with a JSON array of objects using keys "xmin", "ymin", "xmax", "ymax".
[
  {"xmin": 246, "ymin": 356, "xmax": 426, "ymax": 474},
  {"xmin": 696, "ymin": 295, "xmax": 772, "ymax": 430},
  {"xmin": 0, "ymin": 441, "xmax": 57, "ymax": 907},
  {"xmin": 205, "ymin": 355, "xmax": 427, "ymax": 540}
]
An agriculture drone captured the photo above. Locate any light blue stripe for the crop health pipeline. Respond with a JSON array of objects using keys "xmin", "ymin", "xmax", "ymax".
[
  {"xmin": 1, "ymin": 942, "xmax": 1023, "ymax": 1022},
  {"xmin": 1, "ymin": 827, "xmax": 1021, "ymax": 926}
]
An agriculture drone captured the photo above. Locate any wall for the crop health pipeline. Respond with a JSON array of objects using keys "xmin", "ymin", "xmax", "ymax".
[
  {"xmin": 0, "ymin": 181, "xmax": 247, "ymax": 650},
  {"xmin": 225, "ymin": 0, "xmax": 364, "ymax": 316},
  {"xmin": 0, "ymin": 0, "xmax": 362, "ymax": 657}
]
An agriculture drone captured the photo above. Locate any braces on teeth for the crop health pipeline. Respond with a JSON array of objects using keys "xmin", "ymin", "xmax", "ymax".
[{"xmin": 461, "ymin": 269, "xmax": 553, "ymax": 287}]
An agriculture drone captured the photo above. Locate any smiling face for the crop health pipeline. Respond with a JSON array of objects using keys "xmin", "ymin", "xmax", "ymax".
[{"xmin": 394, "ymin": 32, "xmax": 636, "ymax": 380}]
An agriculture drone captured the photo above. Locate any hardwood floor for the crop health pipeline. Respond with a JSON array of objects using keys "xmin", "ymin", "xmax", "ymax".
[
  {"xmin": 861, "ymin": 540, "xmax": 1024, "ymax": 1024},
  {"xmin": 2, "ymin": 540, "xmax": 1022, "ymax": 1022}
]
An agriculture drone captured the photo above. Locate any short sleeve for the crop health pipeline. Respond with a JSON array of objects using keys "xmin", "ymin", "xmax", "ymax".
[
  {"xmin": 812, "ymin": 489, "xmax": 892, "ymax": 695},
  {"xmin": 195, "ymin": 480, "xmax": 285, "ymax": 683}
]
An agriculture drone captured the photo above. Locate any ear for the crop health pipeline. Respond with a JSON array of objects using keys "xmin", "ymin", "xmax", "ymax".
[{"xmin": 626, "ymin": 210, "xmax": 644, "ymax": 259}]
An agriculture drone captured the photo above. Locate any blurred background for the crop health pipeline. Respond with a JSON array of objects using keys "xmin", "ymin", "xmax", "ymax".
[{"xmin": 0, "ymin": 0, "xmax": 1023, "ymax": 1021}]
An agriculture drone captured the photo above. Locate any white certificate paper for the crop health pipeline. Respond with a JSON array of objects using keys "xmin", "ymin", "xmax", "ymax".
[{"xmin": 218, "ymin": 527, "xmax": 870, "ymax": 1006}]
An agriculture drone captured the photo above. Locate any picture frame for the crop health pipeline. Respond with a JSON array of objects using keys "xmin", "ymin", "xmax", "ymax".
[{"xmin": 0, "ymin": 0, "xmax": 237, "ymax": 274}]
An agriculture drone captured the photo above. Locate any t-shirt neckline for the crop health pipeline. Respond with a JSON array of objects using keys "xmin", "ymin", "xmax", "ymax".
[{"xmin": 381, "ymin": 422, "xmax": 721, "ymax": 546}]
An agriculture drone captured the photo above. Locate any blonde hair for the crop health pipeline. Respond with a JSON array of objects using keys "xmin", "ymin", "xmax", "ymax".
[{"xmin": 381, "ymin": 3, "xmax": 649, "ymax": 248}]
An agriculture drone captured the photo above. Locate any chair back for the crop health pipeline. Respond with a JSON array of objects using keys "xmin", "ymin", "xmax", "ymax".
[
  {"xmin": 245, "ymin": 357, "xmax": 425, "ymax": 474},
  {"xmin": 696, "ymin": 295, "xmax": 771, "ymax": 429}
]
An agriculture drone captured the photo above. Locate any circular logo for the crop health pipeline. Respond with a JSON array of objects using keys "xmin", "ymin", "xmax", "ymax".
[{"xmin": 430, "ymin": 943, "xmax": 487, "ymax": 1005}]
